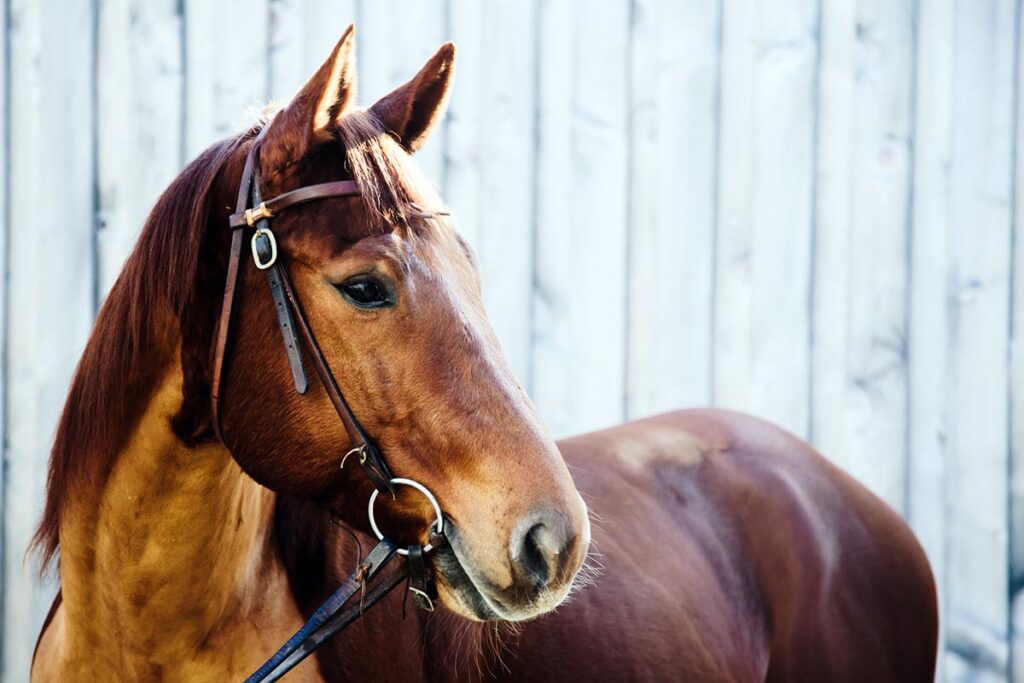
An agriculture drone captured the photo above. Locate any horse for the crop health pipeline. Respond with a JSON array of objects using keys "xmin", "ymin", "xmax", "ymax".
[{"xmin": 31, "ymin": 26, "xmax": 938, "ymax": 682}]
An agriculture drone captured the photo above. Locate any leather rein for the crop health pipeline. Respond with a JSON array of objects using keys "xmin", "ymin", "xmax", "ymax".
[{"xmin": 212, "ymin": 130, "xmax": 443, "ymax": 682}]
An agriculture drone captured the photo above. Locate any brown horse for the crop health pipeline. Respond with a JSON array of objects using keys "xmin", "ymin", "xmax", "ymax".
[{"xmin": 32, "ymin": 27, "xmax": 937, "ymax": 682}]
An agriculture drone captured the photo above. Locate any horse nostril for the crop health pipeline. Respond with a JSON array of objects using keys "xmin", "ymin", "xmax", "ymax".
[{"xmin": 512, "ymin": 515, "xmax": 567, "ymax": 591}]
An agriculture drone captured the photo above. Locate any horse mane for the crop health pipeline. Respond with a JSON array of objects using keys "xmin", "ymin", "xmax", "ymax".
[
  {"xmin": 31, "ymin": 132, "xmax": 246, "ymax": 571},
  {"xmin": 32, "ymin": 108, "xmax": 442, "ymax": 573}
]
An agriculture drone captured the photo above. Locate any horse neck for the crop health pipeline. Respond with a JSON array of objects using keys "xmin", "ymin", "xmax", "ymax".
[{"xmin": 56, "ymin": 356, "xmax": 290, "ymax": 676}]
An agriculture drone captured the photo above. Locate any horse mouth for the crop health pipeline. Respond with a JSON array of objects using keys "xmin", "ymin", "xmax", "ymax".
[
  {"xmin": 431, "ymin": 524, "xmax": 576, "ymax": 622},
  {"xmin": 431, "ymin": 536, "xmax": 503, "ymax": 621}
]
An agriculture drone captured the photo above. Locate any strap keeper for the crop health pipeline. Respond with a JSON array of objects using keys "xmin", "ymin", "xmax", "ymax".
[{"xmin": 244, "ymin": 202, "xmax": 273, "ymax": 227}]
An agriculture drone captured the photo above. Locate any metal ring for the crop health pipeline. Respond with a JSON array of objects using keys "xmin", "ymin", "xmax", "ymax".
[
  {"xmin": 367, "ymin": 478, "xmax": 444, "ymax": 556},
  {"xmin": 251, "ymin": 227, "xmax": 278, "ymax": 270}
]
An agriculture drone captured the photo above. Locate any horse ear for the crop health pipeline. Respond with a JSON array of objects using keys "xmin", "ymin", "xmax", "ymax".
[
  {"xmin": 369, "ymin": 42, "xmax": 455, "ymax": 153},
  {"xmin": 261, "ymin": 25, "xmax": 357, "ymax": 171}
]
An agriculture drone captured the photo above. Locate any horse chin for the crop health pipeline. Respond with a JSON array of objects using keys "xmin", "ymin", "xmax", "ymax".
[{"xmin": 432, "ymin": 538, "xmax": 571, "ymax": 623}]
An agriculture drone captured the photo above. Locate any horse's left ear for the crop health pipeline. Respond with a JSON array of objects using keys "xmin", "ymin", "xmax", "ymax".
[
  {"xmin": 261, "ymin": 25, "xmax": 358, "ymax": 172},
  {"xmin": 370, "ymin": 43, "xmax": 456, "ymax": 153}
]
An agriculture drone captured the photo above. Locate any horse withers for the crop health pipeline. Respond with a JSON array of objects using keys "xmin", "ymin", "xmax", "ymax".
[{"xmin": 32, "ymin": 25, "xmax": 937, "ymax": 682}]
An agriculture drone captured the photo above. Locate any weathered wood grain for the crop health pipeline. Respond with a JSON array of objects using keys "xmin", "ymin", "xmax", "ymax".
[
  {"xmin": 532, "ymin": 0, "xmax": 630, "ymax": 436},
  {"xmin": 184, "ymin": 0, "xmax": 270, "ymax": 158},
  {"xmin": 941, "ymin": 1, "xmax": 1016, "ymax": 679},
  {"xmin": 96, "ymin": 0, "xmax": 185, "ymax": 298},
  {"xmin": 908, "ymin": 0, "xmax": 954, "ymax": 679},
  {"xmin": 4, "ymin": 0, "xmax": 95, "ymax": 679},
  {"xmin": 813, "ymin": 0, "xmax": 914, "ymax": 511},
  {"xmin": 626, "ymin": 0, "xmax": 719, "ymax": 417},
  {"xmin": 715, "ymin": 0, "xmax": 818, "ymax": 437}
]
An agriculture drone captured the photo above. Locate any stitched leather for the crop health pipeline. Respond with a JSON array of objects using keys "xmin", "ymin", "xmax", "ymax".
[{"xmin": 228, "ymin": 180, "xmax": 361, "ymax": 229}]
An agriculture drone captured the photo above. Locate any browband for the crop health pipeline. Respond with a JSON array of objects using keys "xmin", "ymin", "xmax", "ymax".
[
  {"xmin": 228, "ymin": 180, "xmax": 361, "ymax": 229},
  {"xmin": 211, "ymin": 132, "xmax": 395, "ymax": 493}
]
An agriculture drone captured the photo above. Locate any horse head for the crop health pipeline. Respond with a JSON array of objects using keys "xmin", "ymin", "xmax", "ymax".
[{"xmin": 216, "ymin": 26, "xmax": 590, "ymax": 622}]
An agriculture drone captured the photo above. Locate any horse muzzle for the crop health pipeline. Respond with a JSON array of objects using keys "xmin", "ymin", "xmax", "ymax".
[{"xmin": 432, "ymin": 498, "xmax": 592, "ymax": 622}]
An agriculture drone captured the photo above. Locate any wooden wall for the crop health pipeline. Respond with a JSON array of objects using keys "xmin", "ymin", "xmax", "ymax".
[{"xmin": 0, "ymin": 1, "xmax": 1020, "ymax": 680}]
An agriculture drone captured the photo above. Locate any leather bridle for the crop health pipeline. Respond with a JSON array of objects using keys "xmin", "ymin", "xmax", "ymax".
[
  {"xmin": 212, "ymin": 127, "xmax": 394, "ymax": 493},
  {"xmin": 214, "ymin": 129, "xmax": 443, "ymax": 682}
]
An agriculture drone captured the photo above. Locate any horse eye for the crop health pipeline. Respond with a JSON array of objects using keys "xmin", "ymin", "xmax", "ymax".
[{"xmin": 337, "ymin": 277, "xmax": 391, "ymax": 309}]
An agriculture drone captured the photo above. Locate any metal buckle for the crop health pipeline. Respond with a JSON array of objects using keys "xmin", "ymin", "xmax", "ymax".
[
  {"xmin": 251, "ymin": 227, "xmax": 278, "ymax": 270},
  {"xmin": 243, "ymin": 202, "xmax": 273, "ymax": 227}
]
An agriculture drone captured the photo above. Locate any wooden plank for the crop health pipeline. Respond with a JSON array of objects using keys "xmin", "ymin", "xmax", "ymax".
[
  {"xmin": 96, "ymin": 0, "xmax": 185, "ymax": 299},
  {"xmin": 444, "ymin": 1, "xmax": 536, "ymax": 385},
  {"xmin": 714, "ymin": 0, "xmax": 818, "ymax": 437},
  {"xmin": 443, "ymin": 0, "xmax": 483, "ymax": 249},
  {"xmin": 1010, "ymin": 0, "xmax": 1024, "ymax": 678},
  {"xmin": 626, "ymin": 0, "xmax": 719, "ymax": 417},
  {"xmin": 907, "ymin": 0, "xmax": 954, "ymax": 678},
  {"xmin": 184, "ymin": 0, "xmax": 270, "ymax": 159},
  {"xmin": 532, "ymin": 0, "xmax": 630, "ymax": 436},
  {"xmin": 530, "ymin": 0, "xmax": 574, "ymax": 433},
  {"xmin": 0, "ymin": 0, "xmax": 7, "ymax": 668},
  {"xmin": 268, "ymin": 0, "xmax": 357, "ymax": 103},
  {"xmin": 942, "ymin": 0, "xmax": 1016, "ymax": 679},
  {"xmin": 3, "ymin": 0, "xmax": 95, "ymax": 679},
  {"xmin": 813, "ymin": 0, "xmax": 914, "ymax": 510},
  {"xmin": 810, "ymin": 0, "xmax": 855, "ymax": 473},
  {"xmin": 357, "ymin": 0, "xmax": 446, "ymax": 183}
]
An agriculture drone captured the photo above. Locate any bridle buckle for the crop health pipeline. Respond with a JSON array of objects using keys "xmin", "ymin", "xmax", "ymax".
[
  {"xmin": 250, "ymin": 227, "xmax": 278, "ymax": 270},
  {"xmin": 244, "ymin": 202, "xmax": 273, "ymax": 226}
]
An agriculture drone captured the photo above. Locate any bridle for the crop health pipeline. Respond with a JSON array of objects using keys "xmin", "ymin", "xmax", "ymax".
[{"xmin": 213, "ymin": 128, "xmax": 444, "ymax": 682}]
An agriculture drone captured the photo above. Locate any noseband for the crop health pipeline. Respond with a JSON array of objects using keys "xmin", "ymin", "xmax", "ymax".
[{"xmin": 213, "ymin": 129, "xmax": 442, "ymax": 681}]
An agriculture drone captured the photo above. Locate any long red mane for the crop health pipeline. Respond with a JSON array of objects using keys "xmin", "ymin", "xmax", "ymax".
[{"xmin": 31, "ymin": 134, "xmax": 246, "ymax": 571}]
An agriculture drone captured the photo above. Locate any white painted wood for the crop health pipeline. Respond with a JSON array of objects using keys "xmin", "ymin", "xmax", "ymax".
[
  {"xmin": 908, "ymin": 0, "xmax": 954, "ymax": 679},
  {"xmin": 1009, "ymin": 1, "xmax": 1024, "ymax": 679},
  {"xmin": 184, "ymin": 0, "xmax": 270, "ymax": 159},
  {"xmin": 715, "ymin": 0, "xmax": 818, "ymax": 437},
  {"xmin": 357, "ymin": 0, "xmax": 447, "ymax": 184},
  {"xmin": 814, "ymin": 0, "xmax": 914, "ymax": 511},
  {"xmin": 443, "ymin": 0, "xmax": 483, "ymax": 250},
  {"xmin": 942, "ymin": 0, "xmax": 1017, "ymax": 679},
  {"xmin": 454, "ymin": 0, "xmax": 536, "ymax": 385},
  {"xmin": 626, "ymin": 0, "xmax": 719, "ymax": 417},
  {"xmin": 96, "ymin": 0, "xmax": 185, "ymax": 298},
  {"xmin": 0, "ymin": 0, "xmax": 8, "ymax": 645},
  {"xmin": 268, "ymin": 0, "xmax": 357, "ymax": 103},
  {"xmin": 532, "ymin": 0, "xmax": 630, "ymax": 437},
  {"xmin": 530, "ymin": 0, "xmax": 574, "ymax": 434},
  {"xmin": 4, "ymin": 0, "xmax": 95, "ymax": 680},
  {"xmin": 811, "ymin": 0, "xmax": 855, "ymax": 474},
  {"xmin": 5, "ymin": 3, "xmax": 1024, "ymax": 677}
]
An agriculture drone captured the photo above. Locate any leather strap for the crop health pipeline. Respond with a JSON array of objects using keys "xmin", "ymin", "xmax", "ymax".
[
  {"xmin": 244, "ymin": 538, "xmax": 402, "ymax": 683},
  {"xmin": 406, "ymin": 544, "xmax": 436, "ymax": 612},
  {"xmin": 211, "ymin": 132, "xmax": 266, "ymax": 442},
  {"xmin": 228, "ymin": 180, "xmax": 360, "ymax": 229},
  {"xmin": 260, "ymin": 560, "xmax": 410, "ymax": 682},
  {"xmin": 277, "ymin": 265, "xmax": 394, "ymax": 492},
  {"xmin": 251, "ymin": 174, "xmax": 309, "ymax": 395}
]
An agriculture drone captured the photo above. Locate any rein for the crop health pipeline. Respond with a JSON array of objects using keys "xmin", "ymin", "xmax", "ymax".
[{"xmin": 212, "ymin": 130, "xmax": 442, "ymax": 681}]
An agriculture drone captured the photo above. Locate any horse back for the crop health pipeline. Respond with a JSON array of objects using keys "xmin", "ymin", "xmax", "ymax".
[{"xmin": 511, "ymin": 409, "xmax": 938, "ymax": 682}]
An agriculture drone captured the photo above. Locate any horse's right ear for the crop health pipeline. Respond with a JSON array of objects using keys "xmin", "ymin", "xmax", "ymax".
[{"xmin": 260, "ymin": 25, "xmax": 357, "ymax": 172}]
